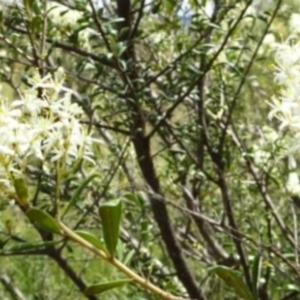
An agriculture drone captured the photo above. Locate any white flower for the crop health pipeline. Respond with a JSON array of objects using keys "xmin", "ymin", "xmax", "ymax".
[
  {"xmin": 287, "ymin": 171, "xmax": 300, "ymax": 195},
  {"xmin": 274, "ymin": 43, "xmax": 300, "ymax": 81},
  {"xmin": 0, "ymin": 69, "xmax": 101, "ymax": 182},
  {"xmin": 47, "ymin": 3, "xmax": 83, "ymax": 30},
  {"xmin": 0, "ymin": 145, "xmax": 14, "ymax": 157},
  {"xmin": 78, "ymin": 28, "xmax": 101, "ymax": 50},
  {"xmin": 11, "ymin": 95, "xmax": 47, "ymax": 117},
  {"xmin": 0, "ymin": 67, "xmax": 104, "ymax": 204},
  {"xmin": 0, "ymin": 0, "xmax": 21, "ymax": 10},
  {"xmin": 249, "ymin": 0, "xmax": 273, "ymax": 14},
  {"xmin": 269, "ymin": 42, "xmax": 300, "ymax": 136},
  {"xmin": 263, "ymin": 33, "xmax": 276, "ymax": 47},
  {"xmin": 252, "ymin": 149, "xmax": 270, "ymax": 166},
  {"xmin": 289, "ymin": 14, "xmax": 300, "ymax": 35}
]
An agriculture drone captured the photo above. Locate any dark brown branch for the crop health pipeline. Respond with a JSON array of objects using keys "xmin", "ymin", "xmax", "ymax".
[
  {"xmin": 193, "ymin": 0, "xmax": 254, "ymax": 289},
  {"xmin": 49, "ymin": 248, "xmax": 98, "ymax": 300},
  {"xmin": 16, "ymin": 203, "xmax": 97, "ymax": 300},
  {"xmin": 129, "ymin": 0, "xmax": 145, "ymax": 40},
  {"xmin": 147, "ymin": 190, "xmax": 300, "ymax": 280},
  {"xmin": 80, "ymin": 120, "xmax": 130, "ymax": 135},
  {"xmin": 146, "ymin": 112, "xmax": 228, "ymax": 263},
  {"xmin": 182, "ymin": 187, "xmax": 230, "ymax": 263},
  {"xmin": 230, "ymin": 129, "xmax": 296, "ymax": 248},
  {"xmin": 114, "ymin": 1, "xmax": 206, "ymax": 299},
  {"xmin": 217, "ymin": 172, "xmax": 252, "ymax": 288}
]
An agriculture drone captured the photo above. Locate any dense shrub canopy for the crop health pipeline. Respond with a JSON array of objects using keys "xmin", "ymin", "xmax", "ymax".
[{"xmin": 0, "ymin": 1, "xmax": 300, "ymax": 299}]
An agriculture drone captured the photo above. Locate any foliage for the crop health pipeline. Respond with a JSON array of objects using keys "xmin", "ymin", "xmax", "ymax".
[{"xmin": 0, "ymin": 0, "xmax": 300, "ymax": 299}]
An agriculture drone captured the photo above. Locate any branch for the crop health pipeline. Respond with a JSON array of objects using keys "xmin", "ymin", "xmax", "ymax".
[
  {"xmin": 3, "ymin": 22, "xmax": 116, "ymax": 69},
  {"xmin": 114, "ymin": 1, "xmax": 207, "ymax": 298},
  {"xmin": 216, "ymin": 172, "xmax": 252, "ymax": 289},
  {"xmin": 59, "ymin": 222, "xmax": 187, "ymax": 300},
  {"xmin": 48, "ymin": 248, "xmax": 98, "ymax": 300},
  {"xmin": 0, "ymin": 274, "xmax": 26, "ymax": 300}
]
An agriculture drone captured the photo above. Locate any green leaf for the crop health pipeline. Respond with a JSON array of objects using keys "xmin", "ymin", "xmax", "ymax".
[
  {"xmin": 116, "ymin": 239, "xmax": 124, "ymax": 260},
  {"xmin": 99, "ymin": 199, "xmax": 122, "ymax": 257},
  {"xmin": 124, "ymin": 192, "xmax": 148, "ymax": 208},
  {"xmin": 122, "ymin": 249, "xmax": 135, "ymax": 265},
  {"xmin": 151, "ymin": 0, "xmax": 161, "ymax": 14},
  {"xmin": 0, "ymin": 238, "xmax": 9, "ymax": 250},
  {"xmin": 74, "ymin": 230, "xmax": 105, "ymax": 250},
  {"xmin": 13, "ymin": 177, "xmax": 29, "ymax": 208},
  {"xmin": 84, "ymin": 279, "xmax": 132, "ymax": 296},
  {"xmin": 210, "ymin": 266, "xmax": 255, "ymax": 300},
  {"xmin": 251, "ymin": 253, "xmax": 262, "ymax": 300},
  {"xmin": 30, "ymin": 15, "xmax": 42, "ymax": 34},
  {"xmin": 26, "ymin": 208, "xmax": 61, "ymax": 234},
  {"xmin": 62, "ymin": 173, "xmax": 100, "ymax": 218},
  {"xmin": 23, "ymin": 0, "xmax": 35, "ymax": 11},
  {"xmin": 3, "ymin": 240, "xmax": 61, "ymax": 252}
]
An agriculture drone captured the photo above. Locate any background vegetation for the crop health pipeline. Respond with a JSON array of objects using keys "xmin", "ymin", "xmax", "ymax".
[{"xmin": 0, "ymin": 0, "xmax": 299, "ymax": 299}]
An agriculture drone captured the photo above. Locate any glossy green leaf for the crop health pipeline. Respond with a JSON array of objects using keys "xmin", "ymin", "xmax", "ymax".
[
  {"xmin": 99, "ymin": 199, "xmax": 122, "ymax": 257},
  {"xmin": 62, "ymin": 173, "xmax": 100, "ymax": 218},
  {"xmin": 13, "ymin": 177, "xmax": 29, "ymax": 207},
  {"xmin": 210, "ymin": 266, "xmax": 255, "ymax": 300},
  {"xmin": 74, "ymin": 230, "xmax": 104, "ymax": 250},
  {"xmin": 26, "ymin": 208, "xmax": 61, "ymax": 234},
  {"xmin": 251, "ymin": 253, "xmax": 262, "ymax": 300},
  {"xmin": 84, "ymin": 279, "xmax": 132, "ymax": 296}
]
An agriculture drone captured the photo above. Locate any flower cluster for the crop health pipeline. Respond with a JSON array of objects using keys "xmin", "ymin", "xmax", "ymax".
[
  {"xmin": 0, "ymin": 68, "xmax": 100, "ymax": 200},
  {"xmin": 269, "ymin": 42, "xmax": 300, "ymax": 140},
  {"xmin": 289, "ymin": 13, "xmax": 300, "ymax": 36},
  {"xmin": 46, "ymin": 2, "xmax": 102, "ymax": 50},
  {"xmin": 47, "ymin": 2, "xmax": 83, "ymax": 30},
  {"xmin": 269, "ymin": 35, "xmax": 300, "ymax": 195}
]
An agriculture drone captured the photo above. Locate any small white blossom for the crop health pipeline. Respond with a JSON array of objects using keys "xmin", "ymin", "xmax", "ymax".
[
  {"xmin": 12, "ymin": 95, "xmax": 47, "ymax": 117},
  {"xmin": 0, "ymin": 145, "xmax": 14, "ymax": 156},
  {"xmin": 0, "ymin": 69, "xmax": 102, "ymax": 200},
  {"xmin": 47, "ymin": 3, "xmax": 83, "ymax": 30},
  {"xmin": 289, "ymin": 14, "xmax": 300, "ymax": 36},
  {"xmin": 249, "ymin": 0, "xmax": 273, "ymax": 14},
  {"xmin": 287, "ymin": 171, "xmax": 300, "ymax": 195},
  {"xmin": 251, "ymin": 126, "xmax": 280, "ymax": 167},
  {"xmin": 269, "ymin": 42, "xmax": 300, "ymax": 138},
  {"xmin": 274, "ymin": 43, "xmax": 300, "ymax": 82}
]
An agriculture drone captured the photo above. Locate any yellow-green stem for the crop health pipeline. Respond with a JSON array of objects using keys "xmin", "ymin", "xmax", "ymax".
[{"xmin": 58, "ymin": 221, "xmax": 187, "ymax": 300}]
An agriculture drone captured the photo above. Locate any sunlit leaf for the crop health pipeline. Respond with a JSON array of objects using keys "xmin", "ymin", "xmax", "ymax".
[
  {"xmin": 251, "ymin": 253, "xmax": 262, "ymax": 300},
  {"xmin": 26, "ymin": 208, "xmax": 61, "ymax": 234},
  {"xmin": 210, "ymin": 266, "xmax": 255, "ymax": 300},
  {"xmin": 74, "ymin": 230, "xmax": 104, "ymax": 250},
  {"xmin": 99, "ymin": 199, "xmax": 122, "ymax": 257},
  {"xmin": 84, "ymin": 279, "xmax": 132, "ymax": 295},
  {"xmin": 13, "ymin": 177, "xmax": 29, "ymax": 208}
]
